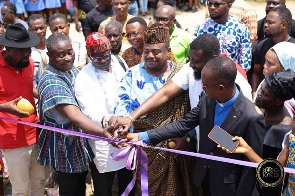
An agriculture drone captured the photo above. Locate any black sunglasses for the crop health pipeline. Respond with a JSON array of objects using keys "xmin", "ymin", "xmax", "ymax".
[
  {"xmin": 154, "ymin": 17, "xmax": 170, "ymax": 22},
  {"xmin": 206, "ymin": 1, "xmax": 227, "ymax": 7},
  {"xmin": 90, "ymin": 52, "xmax": 111, "ymax": 62}
]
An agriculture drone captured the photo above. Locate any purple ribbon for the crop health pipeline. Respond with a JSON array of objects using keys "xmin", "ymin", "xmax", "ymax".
[
  {"xmin": 0, "ymin": 117, "xmax": 149, "ymax": 195},
  {"xmin": 110, "ymin": 141, "xmax": 148, "ymax": 196},
  {"xmin": 2, "ymin": 116, "xmax": 295, "ymax": 196},
  {"xmin": 0, "ymin": 117, "xmax": 122, "ymax": 143}
]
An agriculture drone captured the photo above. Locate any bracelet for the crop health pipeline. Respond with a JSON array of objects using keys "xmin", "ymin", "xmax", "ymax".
[{"xmin": 127, "ymin": 114, "xmax": 135, "ymax": 125}]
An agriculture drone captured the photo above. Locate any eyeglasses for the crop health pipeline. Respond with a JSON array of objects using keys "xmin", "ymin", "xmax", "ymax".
[
  {"xmin": 206, "ymin": 1, "xmax": 227, "ymax": 7},
  {"xmin": 154, "ymin": 17, "xmax": 171, "ymax": 22},
  {"xmin": 125, "ymin": 30, "xmax": 144, "ymax": 39},
  {"xmin": 90, "ymin": 52, "xmax": 111, "ymax": 62}
]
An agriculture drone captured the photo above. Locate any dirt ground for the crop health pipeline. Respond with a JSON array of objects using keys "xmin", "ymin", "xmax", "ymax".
[{"xmin": 3, "ymin": 1, "xmax": 295, "ymax": 196}]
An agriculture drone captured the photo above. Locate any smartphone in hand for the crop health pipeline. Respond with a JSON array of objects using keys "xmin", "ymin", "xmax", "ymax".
[{"xmin": 208, "ymin": 126, "xmax": 239, "ymax": 153}]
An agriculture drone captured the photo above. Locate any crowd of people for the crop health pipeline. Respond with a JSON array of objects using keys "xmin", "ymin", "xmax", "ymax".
[{"xmin": 0, "ymin": 0, "xmax": 295, "ymax": 196}]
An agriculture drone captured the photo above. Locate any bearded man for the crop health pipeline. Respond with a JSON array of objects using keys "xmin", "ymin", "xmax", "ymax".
[{"xmin": 0, "ymin": 23, "xmax": 45, "ymax": 195}]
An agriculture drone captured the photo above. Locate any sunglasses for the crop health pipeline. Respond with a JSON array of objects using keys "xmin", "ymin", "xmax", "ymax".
[
  {"xmin": 155, "ymin": 17, "xmax": 171, "ymax": 22},
  {"xmin": 206, "ymin": 1, "xmax": 227, "ymax": 7},
  {"xmin": 90, "ymin": 53, "xmax": 111, "ymax": 62}
]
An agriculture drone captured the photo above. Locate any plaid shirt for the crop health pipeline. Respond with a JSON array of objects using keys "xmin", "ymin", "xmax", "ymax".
[{"xmin": 37, "ymin": 65, "xmax": 94, "ymax": 173}]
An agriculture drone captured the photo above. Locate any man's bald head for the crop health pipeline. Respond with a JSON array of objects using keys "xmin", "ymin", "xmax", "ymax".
[
  {"xmin": 156, "ymin": 5, "xmax": 175, "ymax": 18},
  {"xmin": 155, "ymin": 5, "xmax": 176, "ymax": 28},
  {"xmin": 265, "ymin": 0, "xmax": 286, "ymax": 14}
]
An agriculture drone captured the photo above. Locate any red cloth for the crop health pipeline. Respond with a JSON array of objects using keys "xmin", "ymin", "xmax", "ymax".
[
  {"xmin": 0, "ymin": 50, "xmax": 39, "ymax": 149},
  {"xmin": 220, "ymin": 53, "xmax": 248, "ymax": 80},
  {"xmin": 86, "ymin": 32, "xmax": 111, "ymax": 55}
]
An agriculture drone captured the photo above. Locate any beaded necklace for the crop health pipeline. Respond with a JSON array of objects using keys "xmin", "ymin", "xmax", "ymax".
[{"xmin": 93, "ymin": 63, "xmax": 121, "ymax": 111}]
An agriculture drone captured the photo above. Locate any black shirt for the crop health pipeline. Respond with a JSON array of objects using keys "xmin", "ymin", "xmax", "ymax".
[
  {"xmin": 84, "ymin": 7, "xmax": 113, "ymax": 32},
  {"xmin": 73, "ymin": 0, "xmax": 96, "ymax": 14}
]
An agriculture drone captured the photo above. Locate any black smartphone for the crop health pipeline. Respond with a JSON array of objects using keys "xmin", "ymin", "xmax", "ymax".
[{"xmin": 208, "ymin": 126, "xmax": 239, "ymax": 153}]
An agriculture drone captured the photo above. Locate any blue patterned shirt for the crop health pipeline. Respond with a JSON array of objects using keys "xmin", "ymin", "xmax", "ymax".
[
  {"xmin": 194, "ymin": 16, "xmax": 252, "ymax": 71},
  {"xmin": 114, "ymin": 61, "xmax": 173, "ymax": 117}
]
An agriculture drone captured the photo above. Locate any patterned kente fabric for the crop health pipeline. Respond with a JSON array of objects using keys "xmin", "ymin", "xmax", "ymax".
[{"xmin": 37, "ymin": 65, "xmax": 94, "ymax": 173}]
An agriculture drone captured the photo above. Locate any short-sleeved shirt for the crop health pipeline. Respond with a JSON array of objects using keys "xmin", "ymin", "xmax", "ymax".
[
  {"xmin": 170, "ymin": 25, "xmax": 192, "ymax": 64},
  {"xmin": 73, "ymin": 0, "xmax": 96, "ymax": 20},
  {"xmin": 84, "ymin": 7, "xmax": 113, "ymax": 33},
  {"xmin": 257, "ymin": 18, "xmax": 295, "ymax": 40},
  {"xmin": 194, "ymin": 16, "xmax": 252, "ymax": 71},
  {"xmin": 37, "ymin": 65, "xmax": 94, "ymax": 173},
  {"xmin": 0, "ymin": 50, "xmax": 39, "ymax": 149},
  {"xmin": 25, "ymin": 0, "xmax": 45, "ymax": 12},
  {"xmin": 252, "ymin": 37, "xmax": 295, "ymax": 66},
  {"xmin": 171, "ymin": 63, "xmax": 202, "ymax": 108}
]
